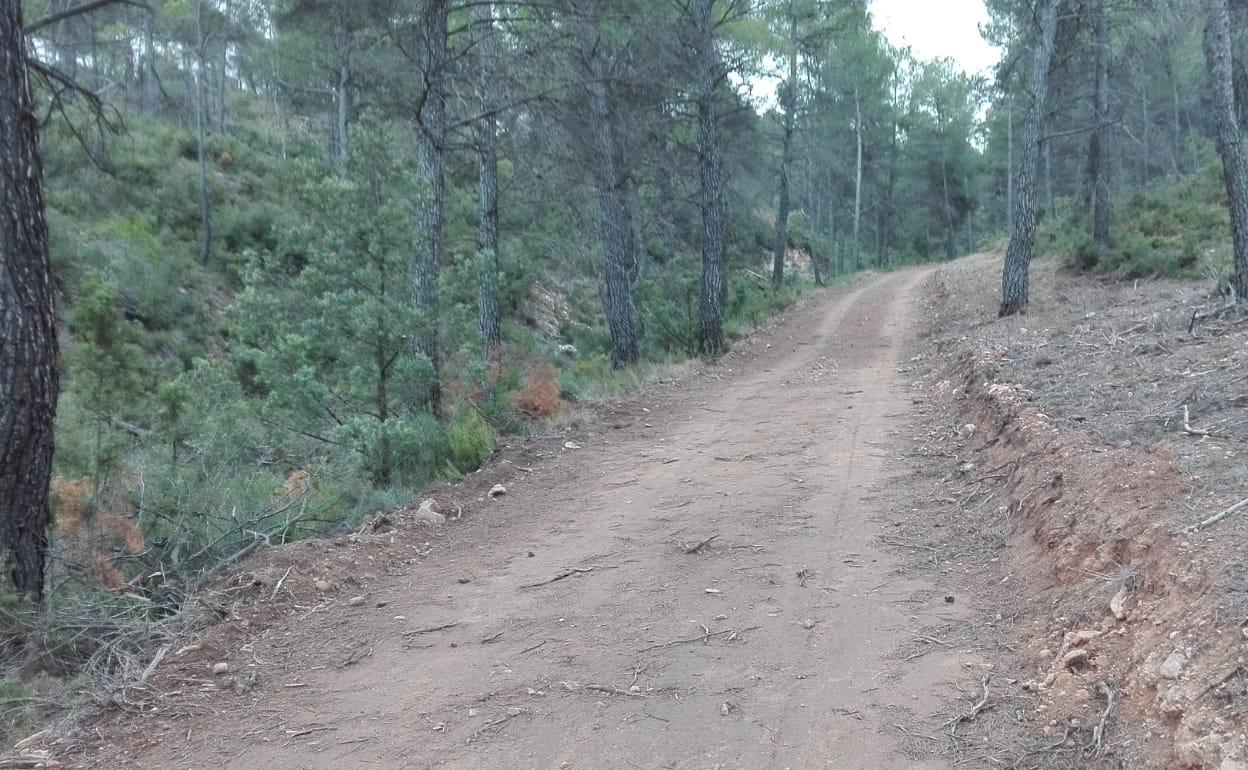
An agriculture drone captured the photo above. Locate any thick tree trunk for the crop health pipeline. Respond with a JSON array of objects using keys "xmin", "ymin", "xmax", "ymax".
[
  {"xmin": 0, "ymin": 0, "xmax": 58, "ymax": 600},
  {"xmin": 1000, "ymin": 0, "xmax": 1060, "ymax": 316},
  {"xmin": 1091, "ymin": 0, "xmax": 1112, "ymax": 252},
  {"xmin": 771, "ymin": 10, "xmax": 798, "ymax": 288},
  {"xmin": 1207, "ymin": 0, "xmax": 1248, "ymax": 302},
  {"xmin": 852, "ymin": 89, "xmax": 863, "ymax": 272},
  {"xmin": 475, "ymin": 3, "xmax": 502, "ymax": 357},
  {"xmin": 194, "ymin": 0, "xmax": 212, "ymax": 267},
  {"xmin": 880, "ymin": 95, "xmax": 899, "ymax": 269},
  {"xmin": 139, "ymin": 7, "xmax": 158, "ymax": 115},
  {"xmin": 941, "ymin": 159, "xmax": 956, "ymax": 261},
  {"xmin": 577, "ymin": 10, "xmax": 639, "ymax": 368},
  {"xmin": 1006, "ymin": 97, "xmax": 1014, "ymax": 233},
  {"xmin": 693, "ymin": 0, "xmax": 725, "ymax": 354},
  {"xmin": 334, "ymin": 61, "xmax": 349, "ymax": 172},
  {"xmin": 412, "ymin": 0, "xmax": 448, "ymax": 410},
  {"xmin": 1043, "ymin": 133, "xmax": 1054, "ymax": 214}
]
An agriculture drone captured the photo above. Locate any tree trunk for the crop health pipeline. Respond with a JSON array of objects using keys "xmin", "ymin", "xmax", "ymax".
[
  {"xmin": 941, "ymin": 158, "xmax": 956, "ymax": 261},
  {"xmin": 577, "ymin": 8, "xmax": 639, "ymax": 368},
  {"xmin": 694, "ymin": 0, "xmax": 726, "ymax": 354},
  {"xmin": 0, "ymin": 0, "xmax": 58, "ymax": 600},
  {"xmin": 771, "ymin": 8, "xmax": 798, "ymax": 288},
  {"xmin": 194, "ymin": 0, "xmax": 212, "ymax": 267},
  {"xmin": 1091, "ymin": 0, "xmax": 1112, "ymax": 252},
  {"xmin": 216, "ymin": 38, "xmax": 227, "ymax": 134},
  {"xmin": 334, "ymin": 61, "xmax": 349, "ymax": 171},
  {"xmin": 140, "ymin": 6, "xmax": 158, "ymax": 115},
  {"xmin": 1000, "ymin": 0, "xmax": 1060, "ymax": 316},
  {"xmin": 880, "ymin": 86, "xmax": 899, "ymax": 269},
  {"xmin": 1043, "ymin": 132, "xmax": 1054, "ymax": 214},
  {"xmin": 1006, "ymin": 96, "xmax": 1014, "ymax": 233},
  {"xmin": 1207, "ymin": 0, "xmax": 1248, "ymax": 302},
  {"xmin": 852, "ymin": 88, "xmax": 863, "ymax": 273},
  {"xmin": 475, "ymin": 2, "xmax": 502, "ymax": 357},
  {"xmin": 412, "ymin": 0, "xmax": 448, "ymax": 410}
]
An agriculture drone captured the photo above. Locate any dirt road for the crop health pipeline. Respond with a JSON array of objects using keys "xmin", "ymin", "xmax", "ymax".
[{"xmin": 103, "ymin": 268, "xmax": 969, "ymax": 770}]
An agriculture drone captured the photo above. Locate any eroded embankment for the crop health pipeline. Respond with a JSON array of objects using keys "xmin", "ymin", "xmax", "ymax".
[{"xmin": 910, "ymin": 257, "xmax": 1248, "ymax": 770}]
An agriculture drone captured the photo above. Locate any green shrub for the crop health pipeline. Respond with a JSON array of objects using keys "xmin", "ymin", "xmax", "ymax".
[{"xmin": 447, "ymin": 408, "xmax": 495, "ymax": 476}]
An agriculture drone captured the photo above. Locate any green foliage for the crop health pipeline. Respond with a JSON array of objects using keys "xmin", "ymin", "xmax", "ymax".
[
  {"xmin": 447, "ymin": 408, "xmax": 496, "ymax": 476},
  {"xmin": 233, "ymin": 117, "xmax": 434, "ymax": 486},
  {"xmin": 1046, "ymin": 163, "xmax": 1231, "ymax": 279}
]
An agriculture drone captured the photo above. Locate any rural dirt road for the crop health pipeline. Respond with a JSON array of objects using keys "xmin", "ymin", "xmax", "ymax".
[{"xmin": 99, "ymin": 268, "xmax": 973, "ymax": 770}]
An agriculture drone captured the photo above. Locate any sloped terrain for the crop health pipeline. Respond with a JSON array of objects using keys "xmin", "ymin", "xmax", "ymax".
[{"xmin": 896, "ymin": 254, "xmax": 1248, "ymax": 769}]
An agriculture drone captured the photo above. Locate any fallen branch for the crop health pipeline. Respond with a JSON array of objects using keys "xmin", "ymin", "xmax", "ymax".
[
  {"xmin": 944, "ymin": 674, "xmax": 990, "ymax": 734},
  {"xmin": 1085, "ymin": 682, "xmax": 1115, "ymax": 756},
  {"xmin": 882, "ymin": 538, "xmax": 938, "ymax": 552},
  {"xmin": 636, "ymin": 625, "xmax": 760, "ymax": 654},
  {"xmin": 683, "ymin": 534, "xmax": 719, "ymax": 554},
  {"xmin": 1182, "ymin": 405, "xmax": 1215, "ymax": 438},
  {"xmin": 467, "ymin": 710, "xmax": 526, "ymax": 743},
  {"xmin": 560, "ymin": 681, "xmax": 645, "ymax": 697},
  {"xmin": 403, "ymin": 622, "xmax": 459, "ymax": 636},
  {"xmin": 520, "ymin": 567, "xmax": 594, "ymax": 589},
  {"xmin": 1174, "ymin": 495, "xmax": 1248, "ymax": 535}
]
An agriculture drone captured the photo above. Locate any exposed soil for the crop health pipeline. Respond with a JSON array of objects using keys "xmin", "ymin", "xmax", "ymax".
[
  {"xmin": 892, "ymin": 254, "xmax": 1248, "ymax": 769},
  {"xmin": 18, "ymin": 254, "xmax": 1245, "ymax": 770},
  {"xmin": 33, "ymin": 267, "xmax": 994, "ymax": 770}
]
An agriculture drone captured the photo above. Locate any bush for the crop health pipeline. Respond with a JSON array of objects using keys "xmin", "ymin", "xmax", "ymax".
[
  {"xmin": 1051, "ymin": 162, "xmax": 1231, "ymax": 279},
  {"xmin": 512, "ymin": 364, "xmax": 562, "ymax": 417},
  {"xmin": 446, "ymin": 408, "xmax": 495, "ymax": 476}
]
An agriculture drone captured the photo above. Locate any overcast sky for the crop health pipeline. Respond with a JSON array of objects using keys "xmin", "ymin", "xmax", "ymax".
[{"xmin": 870, "ymin": 0, "xmax": 1000, "ymax": 77}]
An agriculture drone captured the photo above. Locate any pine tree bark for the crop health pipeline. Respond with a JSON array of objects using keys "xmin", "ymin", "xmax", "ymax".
[
  {"xmin": 852, "ymin": 88, "xmax": 863, "ymax": 272},
  {"xmin": 771, "ymin": 9, "xmax": 798, "ymax": 287},
  {"xmin": 576, "ymin": 6, "xmax": 639, "ymax": 368},
  {"xmin": 475, "ymin": 2, "xmax": 502, "ymax": 357},
  {"xmin": 413, "ymin": 0, "xmax": 448, "ymax": 409},
  {"xmin": 694, "ymin": 0, "xmax": 725, "ymax": 354},
  {"xmin": 0, "ymin": 0, "xmax": 58, "ymax": 600},
  {"xmin": 1091, "ymin": 0, "xmax": 1111, "ymax": 253},
  {"xmin": 1000, "ymin": 0, "xmax": 1060, "ymax": 316},
  {"xmin": 139, "ymin": 6, "xmax": 158, "ymax": 115},
  {"xmin": 1207, "ymin": 0, "xmax": 1248, "ymax": 302},
  {"xmin": 194, "ymin": 0, "xmax": 212, "ymax": 267},
  {"xmin": 1006, "ymin": 96, "xmax": 1014, "ymax": 233}
]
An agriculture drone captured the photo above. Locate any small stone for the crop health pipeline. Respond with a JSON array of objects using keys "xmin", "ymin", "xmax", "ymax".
[
  {"xmin": 175, "ymin": 643, "xmax": 201, "ymax": 657},
  {"xmin": 488, "ymin": 484, "xmax": 507, "ymax": 498},
  {"xmin": 720, "ymin": 702, "xmax": 733, "ymax": 716},
  {"xmin": 413, "ymin": 499, "xmax": 447, "ymax": 526},
  {"xmin": 1109, "ymin": 584, "xmax": 1130, "ymax": 620},
  {"xmin": 629, "ymin": 685, "xmax": 641, "ymax": 693},
  {"xmin": 1158, "ymin": 685, "xmax": 1185, "ymax": 717},
  {"xmin": 563, "ymin": 441, "xmax": 582, "ymax": 450},
  {"xmin": 1063, "ymin": 629, "xmax": 1100, "ymax": 649},
  {"xmin": 347, "ymin": 596, "xmax": 366, "ymax": 607},
  {"xmin": 1062, "ymin": 649, "xmax": 1090, "ymax": 669},
  {"xmin": 314, "ymin": 580, "xmax": 332, "ymax": 593},
  {"xmin": 211, "ymin": 662, "xmax": 230, "ymax": 676},
  {"xmin": 1159, "ymin": 651, "xmax": 1187, "ymax": 680},
  {"xmin": 944, "ymin": 595, "xmax": 955, "ymax": 604}
]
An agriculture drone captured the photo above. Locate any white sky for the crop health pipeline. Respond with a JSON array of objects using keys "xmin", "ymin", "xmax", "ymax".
[{"xmin": 870, "ymin": 0, "xmax": 1000, "ymax": 77}]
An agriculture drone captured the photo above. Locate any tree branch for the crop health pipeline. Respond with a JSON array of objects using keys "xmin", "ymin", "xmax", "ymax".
[{"xmin": 24, "ymin": 0, "xmax": 147, "ymax": 35}]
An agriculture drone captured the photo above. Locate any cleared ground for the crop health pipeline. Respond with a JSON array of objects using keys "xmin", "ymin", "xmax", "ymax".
[{"xmin": 79, "ymin": 268, "xmax": 981, "ymax": 770}]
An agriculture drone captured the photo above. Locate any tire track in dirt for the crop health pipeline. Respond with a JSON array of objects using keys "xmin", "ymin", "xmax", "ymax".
[{"xmin": 95, "ymin": 268, "xmax": 967, "ymax": 770}]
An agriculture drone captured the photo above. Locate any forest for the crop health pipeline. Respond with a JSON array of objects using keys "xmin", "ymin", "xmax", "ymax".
[{"xmin": 2, "ymin": 0, "xmax": 1248, "ymax": 764}]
